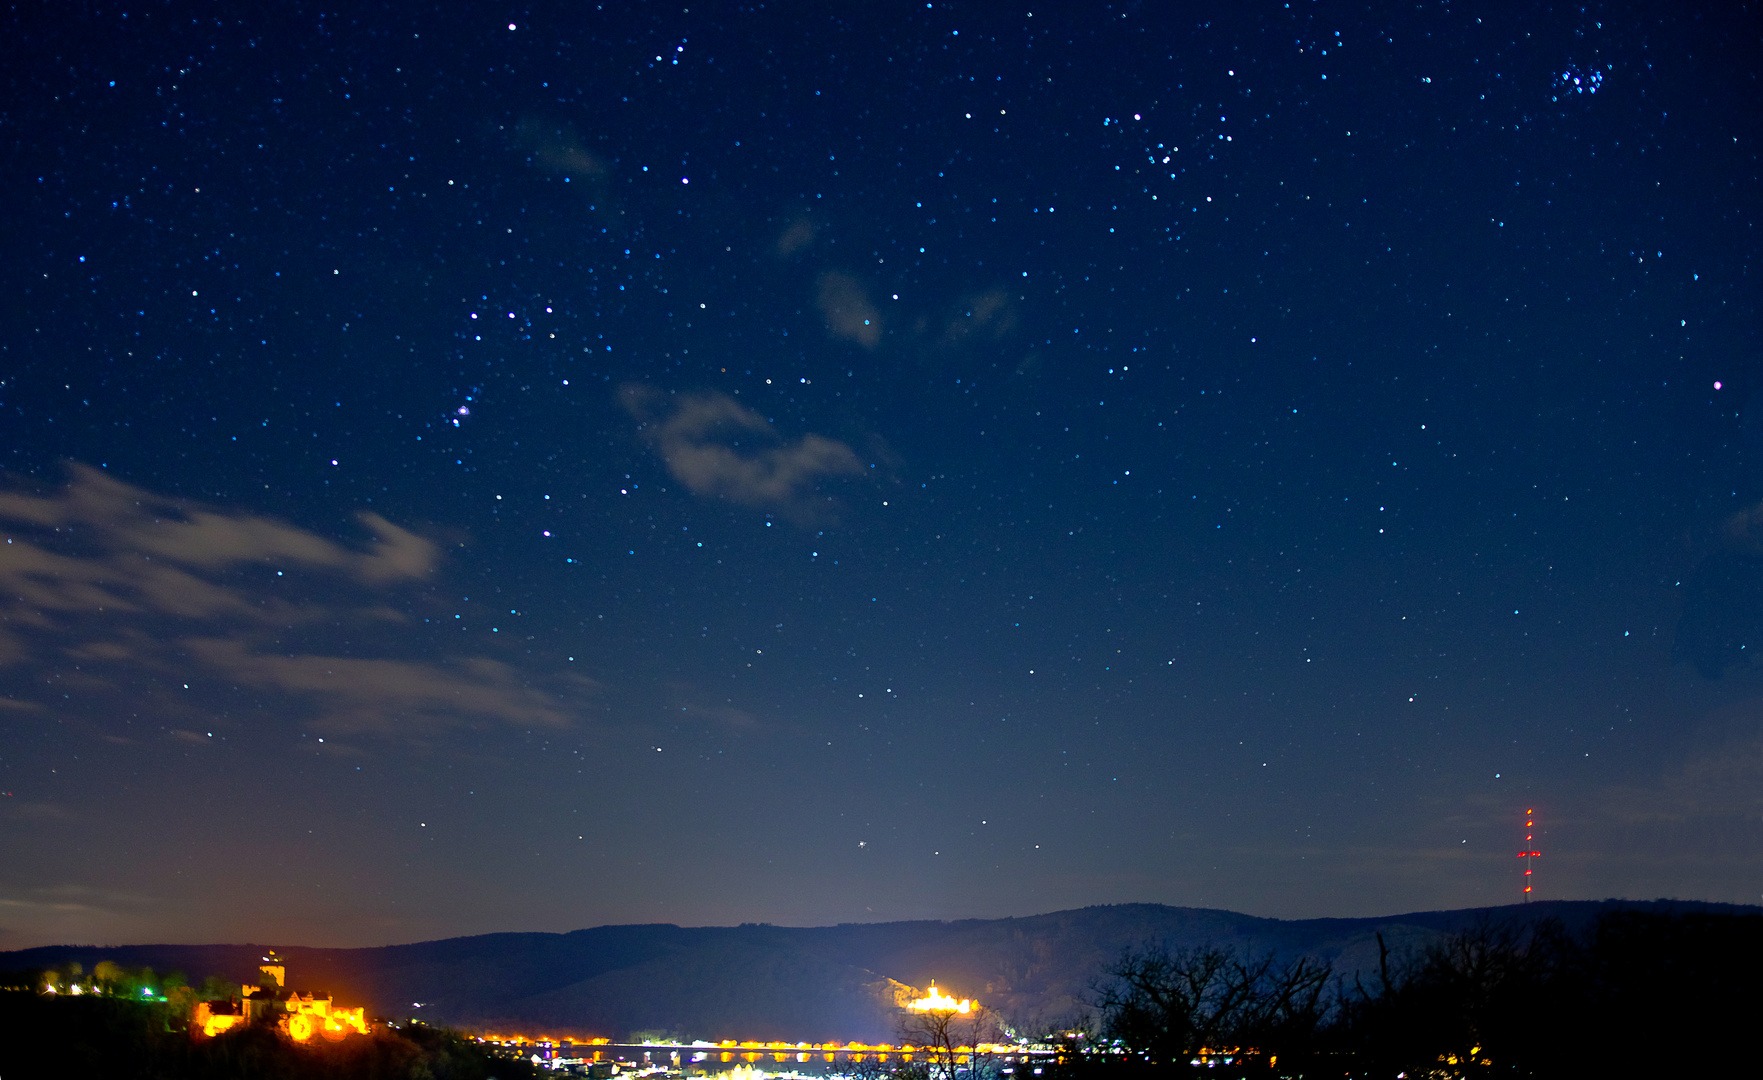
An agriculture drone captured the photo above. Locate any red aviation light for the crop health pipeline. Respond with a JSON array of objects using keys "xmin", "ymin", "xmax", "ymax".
[{"xmin": 1516, "ymin": 810, "xmax": 1540, "ymax": 900}]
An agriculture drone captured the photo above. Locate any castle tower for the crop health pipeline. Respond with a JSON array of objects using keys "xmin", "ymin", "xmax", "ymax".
[{"xmin": 259, "ymin": 951, "xmax": 286, "ymax": 989}]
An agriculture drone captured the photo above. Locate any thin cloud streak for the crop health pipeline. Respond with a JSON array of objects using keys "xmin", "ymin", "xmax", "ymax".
[
  {"xmin": 0, "ymin": 464, "xmax": 433, "ymax": 609},
  {"xmin": 816, "ymin": 271, "xmax": 883, "ymax": 348},
  {"xmin": 183, "ymin": 639, "xmax": 570, "ymax": 734},
  {"xmin": 0, "ymin": 464, "xmax": 587, "ymax": 740},
  {"xmin": 622, "ymin": 385, "xmax": 866, "ymax": 519}
]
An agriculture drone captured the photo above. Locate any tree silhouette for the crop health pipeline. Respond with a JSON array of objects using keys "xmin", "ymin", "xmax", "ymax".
[
  {"xmin": 898, "ymin": 998, "xmax": 1002, "ymax": 1080},
  {"xmin": 1091, "ymin": 943, "xmax": 1331, "ymax": 1075}
]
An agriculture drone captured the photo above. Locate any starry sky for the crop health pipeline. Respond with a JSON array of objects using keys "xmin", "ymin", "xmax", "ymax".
[{"xmin": 2, "ymin": 2, "xmax": 1759, "ymax": 951}]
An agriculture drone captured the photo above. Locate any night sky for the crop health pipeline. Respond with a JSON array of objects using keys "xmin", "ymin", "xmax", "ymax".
[{"xmin": 2, "ymin": 2, "xmax": 1759, "ymax": 951}]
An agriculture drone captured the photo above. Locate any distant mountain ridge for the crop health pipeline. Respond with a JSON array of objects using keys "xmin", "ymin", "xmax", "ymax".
[{"xmin": 5, "ymin": 900, "xmax": 1754, "ymax": 1041}]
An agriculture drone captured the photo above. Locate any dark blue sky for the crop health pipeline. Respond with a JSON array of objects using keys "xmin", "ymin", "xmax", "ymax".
[{"xmin": 1, "ymin": 1, "xmax": 1758, "ymax": 949}]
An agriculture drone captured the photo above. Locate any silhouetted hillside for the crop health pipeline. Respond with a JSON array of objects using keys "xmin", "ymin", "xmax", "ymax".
[
  {"xmin": 5, "ymin": 900, "xmax": 1753, "ymax": 1041},
  {"xmin": 0, "ymin": 992, "xmax": 541, "ymax": 1080}
]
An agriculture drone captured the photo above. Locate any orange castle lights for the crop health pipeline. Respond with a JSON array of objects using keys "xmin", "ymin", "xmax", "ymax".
[
  {"xmin": 192, "ymin": 953, "xmax": 368, "ymax": 1042},
  {"xmin": 908, "ymin": 982, "xmax": 975, "ymax": 1013}
]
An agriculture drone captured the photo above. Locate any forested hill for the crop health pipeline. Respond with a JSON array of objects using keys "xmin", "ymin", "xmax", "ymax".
[{"xmin": 3, "ymin": 899, "xmax": 1753, "ymax": 1041}]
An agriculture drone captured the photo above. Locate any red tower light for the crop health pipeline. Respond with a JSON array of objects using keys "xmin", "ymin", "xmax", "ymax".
[{"xmin": 1517, "ymin": 809, "xmax": 1540, "ymax": 899}]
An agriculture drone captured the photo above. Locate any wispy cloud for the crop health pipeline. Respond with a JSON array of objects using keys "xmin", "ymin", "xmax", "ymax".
[
  {"xmin": 622, "ymin": 386, "xmax": 866, "ymax": 520},
  {"xmin": 513, "ymin": 117, "xmax": 610, "ymax": 179},
  {"xmin": 0, "ymin": 464, "xmax": 587, "ymax": 740},
  {"xmin": 816, "ymin": 271, "xmax": 883, "ymax": 348},
  {"xmin": 1720, "ymin": 499, "xmax": 1763, "ymax": 550},
  {"xmin": 0, "ymin": 884, "xmax": 164, "ymax": 950},
  {"xmin": 938, "ymin": 287, "xmax": 1018, "ymax": 346},
  {"xmin": 183, "ymin": 639, "xmax": 569, "ymax": 733},
  {"xmin": 1600, "ymin": 716, "xmax": 1763, "ymax": 824},
  {"xmin": 775, "ymin": 214, "xmax": 816, "ymax": 258},
  {"xmin": 0, "ymin": 463, "xmax": 433, "ymax": 600}
]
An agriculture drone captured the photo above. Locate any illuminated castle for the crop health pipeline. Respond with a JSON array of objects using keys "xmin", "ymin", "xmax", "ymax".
[
  {"xmin": 192, "ymin": 952, "xmax": 369, "ymax": 1042},
  {"xmin": 907, "ymin": 983, "xmax": 974, "ymax": 1013}
]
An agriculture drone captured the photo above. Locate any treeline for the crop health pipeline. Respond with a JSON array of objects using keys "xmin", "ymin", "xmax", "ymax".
[
  {"xmin": 1041, "ymin": 910, "xmax": 1760, "ymax": 1078},
  {"xmin": 3, "ymin": 959, "xmax": 235, "ymax": 1013},
  {"xmin": 0, "ymin": 986, "xmax": 541, "ymax": 1080}
]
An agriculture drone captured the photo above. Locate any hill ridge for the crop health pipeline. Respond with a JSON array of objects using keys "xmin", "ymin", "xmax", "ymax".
[{"xmin": 6, "ymin": 899, "xmax": 1755, "ymax": 1040}]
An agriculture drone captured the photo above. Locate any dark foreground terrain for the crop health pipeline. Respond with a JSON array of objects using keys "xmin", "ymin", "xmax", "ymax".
[
  {"xmin": 3, "ymin": 905, "xmax": 1762, "ymax": 1077},
  {"xmin": 3, "ymin": 900, "xmax": 1756, "ymax": 1042},
  {"xmin": 0, "ymin": 993, "xmax": 539, "ymax": 1080}
]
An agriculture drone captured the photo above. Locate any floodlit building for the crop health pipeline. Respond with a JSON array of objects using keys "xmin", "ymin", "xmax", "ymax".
[
  {"xmin": 193, "ymin": 952, "xmax": 369, "ymax": 1041},
  {"xmin": 908, "ymin": 983, "xmax": 974, "ymax": 1013}
]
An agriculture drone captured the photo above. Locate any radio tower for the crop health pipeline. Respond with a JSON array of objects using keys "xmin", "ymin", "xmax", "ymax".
[{"xmin": 1517, "ymin": 808, "xmax": 1540, "ymax": 900}]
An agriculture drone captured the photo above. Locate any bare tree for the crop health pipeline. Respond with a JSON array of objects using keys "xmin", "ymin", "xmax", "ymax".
[
  {"xmin": 1334, "ymin": 917, "xmax": 1565, "ymax": 1076},
  {"xmin": 898, "ymin": 1001, "xmax": 1004, "ymax": 1080},
  {"xmin": 1092, "ymin": 943, "xmax": 1331, "ymax": 1072}
]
